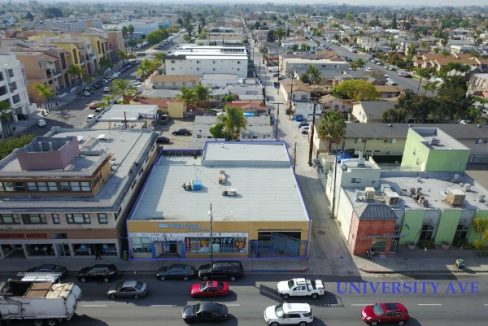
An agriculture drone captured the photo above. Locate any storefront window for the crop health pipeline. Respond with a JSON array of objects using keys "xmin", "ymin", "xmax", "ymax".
[
  {"xmin": 60, "ymin": 182, "xmax": 70, "ymax": 192},
  {"xmin": 73, "ymin": 244, "xmax": 95, "ymax": 256},
  {"xmin": 131, "ymin": 237, "xmax": 153, "ymax": 253},
  {"xmin": 100, "ymin": 243, "xmax": 117, "ymax": 256},
  {"xmin": 26, "ymin": 244, "xmax": 55, "ymax": 256},
  {"xmin": 37, "ymin": 182, "xmax": 48, "ymax": 191},
  {"xmin": 80, "ymin": 182, "xmax": 91, "ymax": 192},
  {"xmin": 70, "ymin": 182, "xmax": 81, "ymax": 192},
  {"xmin": 27, "ymin": 182, "xmax": 37, "ymax": 191},
  {"xmin": 0, "ymin": 214, "xmax": 20, "ymax": 224},
  {"xmin": 48, "ymin": 182, "xmax": 58, "ymax": 191},
  {"xmin": 185, "ymin": 237, "xmax": 246, "ymax": 253}
]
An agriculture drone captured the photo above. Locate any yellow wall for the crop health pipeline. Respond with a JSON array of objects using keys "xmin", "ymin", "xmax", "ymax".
[
  {"xmin": 168, "ymin": 101, "xmax": 185, "ymax": 118},
  {"xmin": 55, "ymin": 43, "xmax": 80, "ymax": 66}
]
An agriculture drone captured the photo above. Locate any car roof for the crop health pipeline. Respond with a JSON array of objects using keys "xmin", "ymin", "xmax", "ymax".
[
  {"xmin": 282, "ymin": 303, "xmax": 311, "ymax": 313},
  {"xmin": 121, "ymin": 280, "xmax": 138, "ymax": 288},
  {"xmin": 199, "ymin": 302, "xmax": 225, "ymax": 313}
]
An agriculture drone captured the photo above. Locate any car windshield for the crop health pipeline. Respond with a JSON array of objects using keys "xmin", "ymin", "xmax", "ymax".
[
  {"xmin": 287, "ymin": 280, "xmax": 295, "ymax": 289},
  {"xmin": 193, "ymin": 304, "xmax": 201, "ymax": 314},
  {"xmin": 275, "ymin": 304, "xmax": 285, "ymax": 318},
  {"xmin": 115, "ymin": 282, "xmax": 123, "ymax": 290},
  {"xmin": 373, "ymin": 304, "xmax": 385, "ymax": 316},
  {"xmin": 135, "ymin": 282, "xmax": 144, "ymax": 290}
]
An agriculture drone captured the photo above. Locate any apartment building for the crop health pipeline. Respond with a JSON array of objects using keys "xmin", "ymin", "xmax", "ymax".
[
  {"xmin": 0, "ymin": 54, "xmax": 33, "ymax": 129},
  {"xmin": 279, "ymin": 56, "xmax": 349, "ymax": 80},
  {"xmin": 166, "ymin": 45, "xmax": 248, "ymax": 78},
  {"xmin": 0, "ymin": 128, "xmax": 158, "ymax": 259}
]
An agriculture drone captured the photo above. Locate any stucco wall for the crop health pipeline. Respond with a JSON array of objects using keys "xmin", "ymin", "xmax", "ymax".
[
  {"xmin": 434, "ymin": 210, "xmax": 462, "ymax": 245},
  {"xmin": 400, "ymin": 210, "xmax": 425, "ymax": 244}
]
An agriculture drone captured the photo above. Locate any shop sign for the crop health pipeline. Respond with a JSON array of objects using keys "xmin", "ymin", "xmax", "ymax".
[
  {"xmin": 158, "ymin": 223, "xmax": 202, "ymax": 230},
  {"xmin": 129, "ymin": 232, "xmax": 248, "ymax": 242}
]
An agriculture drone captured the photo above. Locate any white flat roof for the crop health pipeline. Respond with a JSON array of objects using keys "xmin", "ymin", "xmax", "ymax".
[
  {"xmin": 129, "ymin": 142, "xmax": 309, "ymax": 222},
  {"xmin": 98, "ymin": 104, "xmax": 158, "ymax": 122}
]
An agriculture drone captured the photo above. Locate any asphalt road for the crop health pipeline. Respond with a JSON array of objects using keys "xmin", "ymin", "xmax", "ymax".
[
  {"xmin": 3, "ymin": 274, "xmax": 487, "ymax": 326},
  {"xmin": 326, "ymin": 43, "xmax": 423, "ymax": 93}
]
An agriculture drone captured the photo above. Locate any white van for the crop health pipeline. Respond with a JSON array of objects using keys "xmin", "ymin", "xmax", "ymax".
[{"xmin": 86, "ymin": 114, "xmax": 95, "ymax": 122}]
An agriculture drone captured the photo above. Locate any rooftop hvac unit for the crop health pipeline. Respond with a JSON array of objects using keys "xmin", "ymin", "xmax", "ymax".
[
  {"xmin": 446, "ymin": 188, "xmax": 466, "ymax": 206},
  {"xmin": 364, "ymin": 187, "xmax": 375, "ymax": 200},
  {"xmin": 430, "ymin": 138, "xmax": 440, "ymax": 146},
  {"xmin": 479, "ymin": 195, "xmax": 486, "ymax": 203},
  {"xmin": 218, "ymin": 170, "xmax": 227, "ymax": 185},
  {"xmin": 222, "ymin": 188, "xmax": 237, "ymax": 197},
  {"xmin": 464, "ymin": 184, "xmax": 471, "ymax": 192},
  {"xmin": 357, "ymin": 158, "xmax": 366, "ymax": 167},
  {"xmin": 384, "ymin": 189, "xmax": 400, "ymax": 205}
]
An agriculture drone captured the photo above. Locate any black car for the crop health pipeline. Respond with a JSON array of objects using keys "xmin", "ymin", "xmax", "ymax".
[
  {"xmin": 182, "ymin": 302, "xmax": 229, "ymax": 324},
  {"xmin": 156, "ymin": 136, "xmax": 171, "ymax": 145},
  {"xmin": 198, "ymin": 261, "xmax": 244, "ymax": 281},
  {"xmin": 156, "ymin": 264, "xmax": 197, "ymax": 281},
  {"xmin": 26, "ymin": 264, "xmax": 67, "ymax": 279},
  {"xmin": 172, "ymin": 128, "xmax": 192, "ymax": 136},
  {"xmin": 78, "ymin": 264, "xmax": 118, "ymax": 283}
]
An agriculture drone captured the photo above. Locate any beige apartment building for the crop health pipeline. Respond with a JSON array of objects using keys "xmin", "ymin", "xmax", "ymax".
[{"xmin": 0, "ymin": 127, "xmax": 158, "ymax": 259}]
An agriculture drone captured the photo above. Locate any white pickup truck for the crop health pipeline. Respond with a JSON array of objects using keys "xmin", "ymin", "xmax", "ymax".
[{"xmin": 277, "ymin": 278, "xmax": 325, "ymax": 299}]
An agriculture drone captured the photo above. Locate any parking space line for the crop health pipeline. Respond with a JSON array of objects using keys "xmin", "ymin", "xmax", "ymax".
[
  {"xmin": 417, "ymin": 304, "xmax": 442, "ymax": 306},
  {"xmin": 226, "ymin": 304, "xmax": 241, "ymax": 307},
  {"xmin": 150, "ymin": 304, "xmax": 176, "ymax": 307},
  {"xmin": 82, "ymin": 304, "xmax": 107, "ymax": 307},
  {"xmin": 350, "ymin": 304, "xmax": 367, "ymax": 306}
]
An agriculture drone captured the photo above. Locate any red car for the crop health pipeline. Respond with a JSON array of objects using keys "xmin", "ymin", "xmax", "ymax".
[
  {"xmin": 361, "ymin": 303, "xmax": 410, "ymax": 325},
  {"xmin": 190, "ymin": 281, "xmax": 229, "ymax": 298}
]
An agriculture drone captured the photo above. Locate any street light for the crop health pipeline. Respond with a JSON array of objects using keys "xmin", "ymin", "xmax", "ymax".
[{"xmin": 208, "ymin": 203, "xmax": 214, "ymax": 264}]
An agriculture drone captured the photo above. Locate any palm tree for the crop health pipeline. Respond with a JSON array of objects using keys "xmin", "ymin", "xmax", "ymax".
[
  {"xmin": 0, "ymin": 101, "xmax": 13, "ymax": 137},
  {"xmin": 34, "ymin": 83, "xmax": 55, "ymax": 111},
  {"xmin": 99, "ymin": 95, "xmax": 113, "ymax": 109},
  {"xmin": 416, "ymin": 67, "xmax": 432, "ymax": 95},
  {"xmin": 118, "ymin": 50, "xmax": 129, "ymax": 65},
  {"xmin": 98, "ymin": 57, "xmax": 112, "ymax": 74},
  {"xmin": 154, "ymin": 52, "xmax": 166, "ymax": 64},
  {"xmin": 128, "ymin": 24, "xmax": 134, "ymax": 39},
  {"xmin": 111, "ymin": 79, "xmax": 136, "ymax": 104},
  {"xmin": 193, "ymin": 84, "xmax": 211, "ymax": 108},
  {"xmin": 306, "ymin": 65, "xmax": 321, "ymax": 85},
  {"xmin": 67, "ymin": 64, "xmax": 83, "ymax": 89},
  {"xmin": 219, "ymin": 106, "xmax": 247, "ymax": 140},
  {"xmin": 353, "ymin": 58, "xmax": 366, "ymax": 69},
  {"xmin": 423, "ymin": 80, "xmax": 439, "ymax": 96},
  {"xmin": 317, "ymin": 111, "xmax": 347, "ymax": 153},
  {"xmin": 274, "ymin": 28, "xmax": 286, "ymax": 44},
  {"xmin": 122, "ymin": 26, "xmax": 129, "ymax": 51},
  {"xmin": 177, "ymin": 87, "xmax": 196, "ymax": 109}
]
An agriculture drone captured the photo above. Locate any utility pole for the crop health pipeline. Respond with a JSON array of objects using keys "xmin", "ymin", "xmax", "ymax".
[
  {"xmin": 124, "ymin": 111, "xmax": 128, "ymax": 129},
  {"xmin": 288, "ymin": 75, "xmax": 294, "ymax": 119},
  {"xmin": 208, "ymin": 203, "xmax": 214, "ymax": 264},
  {"xmin": 273, "ymin": 102, "xmax": 283, "ymax": 139},
  {"xmin": 331, "ymin": 143, "xmax": 339, "ymax": 218},
  {"xmin": 293, "ymin": 142, "xmax": 297, "ymax": 171},
  {"xmin": 308, "ymin": 101, "xmax": 317, "ymax": 166}
]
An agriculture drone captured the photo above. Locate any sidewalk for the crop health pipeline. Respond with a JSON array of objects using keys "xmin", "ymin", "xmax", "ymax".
[
  {"xmin": 354, "ymin": 247, "xmax": 488, "ymax": 274},
  {"xmin": 0, "ymin": 257, "xmax": 310, "ymax": 275}
]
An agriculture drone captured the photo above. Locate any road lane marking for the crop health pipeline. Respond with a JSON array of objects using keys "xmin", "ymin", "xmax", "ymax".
[
  {"xmin": 227, "ymin": 304, "xmax": 241, "ymax": 307},
  {"xmin": 417, "ymin": 304, "xmax": 442, "ymax": 306},
  {"xmin": 484, "ymin": 304, "xmax": 488, "ymax": 306},
  {"xmin": 150, "ymin": 304, "xmax": 176, "ymax": 307},
  {"xmin": 82, "ymin": 304, "xmax": 107, "ymax": 307},
  {"xmin": 351, "ymin": 304, "xmax": 367, "ymax": 306}
]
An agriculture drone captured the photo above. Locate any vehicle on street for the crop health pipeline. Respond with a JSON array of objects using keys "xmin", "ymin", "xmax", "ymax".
[
  {"xmin": 272, "ymin": 73, "xmax": 279, "ymax": 77},
  {"xmin": 78, "ymin": 264, "xmax": 118, "ymax": 283},
  {"xmin": 366, "ymin": 67, "xmax": 372, "ymax": 71},
  {"xmin": 82, "ymin": 91, "xmax": 91, "ymax": 97},
  {"xmin": 107, "ymin": 280, "xmax": 147, "ymax": 299},
  {"xmin": 277, "ymin": 278, "xmax": 325, "ymax": 300},
  {"xmin": 190, "ymin": 281, "xmax": 229, "ymax": 298},
  {"xmin": 386, "ymin": 80, "xmax": 398, "ymax": 86},
  {"xmin": 172, "ymin": 128, "xmax": 192, "ymax": 136},
  {"xmin": 156, "ymin": 264, "xmax": 197, "ymax": 280},
  {"xmin": 299, "ymin": 125, "xmax": 310, "ymax": 134},
  {"xmin": 156, "ymin": 135, "xmax": 171, "ymax": 145},
  {"xmin": 264, "ymin": 303, "xmax": 313, "ymax": 326},
  {"xmin": 95, "ymin": 107, "xmax": 103, "ymax": 113},
  {"xmin": 297, "ymin": 121, "xmax": 309, "ymax": 129},
  {"xmin": 361, "ymin": 302, "xmax": 410, "ymax": 325},
  {"xmin": 103, "ymin": 86, "xmax": 110, "ymax": 92},
  {"xmin": 182, "ymin": 302, "xmax": 229, "ymax": 323},
  {"xmin": 89, "ymin": 101, "xmax": 100, "ymax": 109},
  {"xmin": 293, "ymin": 114, "xmax": 305, "ymax": 122},
  {"xmin": 37, "ymin": 119, "xmax": 47, "ymax": 127},
  {"xmin": 0, "ymin": 280, "xmax": 81, "ymax": 325},
  {"xmin": 458, "ymin": 119, "xmax": 471, "ymax": 125},
  {"xmin": 86, "ymin": 114, "xmax": 96, "ymax": 122},
  {"xmin": 26, "ymin": 264, "xmax": 67, "ymax": 279},
  {"xmin": 198, "ymin": 261, "xmax": 244, "ymax": 281}
]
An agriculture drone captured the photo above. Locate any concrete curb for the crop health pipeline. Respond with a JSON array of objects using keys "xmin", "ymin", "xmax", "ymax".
[{"xmin": 359, "ymin": 267, "xmax": 488, "ymax": 274}]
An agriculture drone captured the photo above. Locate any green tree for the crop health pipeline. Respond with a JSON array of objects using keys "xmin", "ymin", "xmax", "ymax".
[
  {"xmin": 118, "ymin": 49, "xmax": 129, "ymax": 64},
  {"xmin": 98, "ymin": 57, "xmax": 112, "ymax": 73},
  {"xmin": 274, "ymin": 28, "xmax": 286, "ymax": 44},
  {"xmin": 331, "ymin": 80, "xmax": 380, "ymax": 101},
  {"xmin": 0, "ymin": 101, "xmax": 13, "ymax": 137},
  {"xmin": 127, "ymin": 24, "xmax": 134, "ymax": 38},
  {"xmin": 34, "ymin": 83, "xmax": 55, "ymax": 111},
  {"xmin": 219, "ymin": 106, "xmax": 247, "ymax": 140},
  {"xmin": 423, "ymin": 80, "xmax": 439, "ymax": 96},
  {"xmin": 317, "ymin": 111, "xmax": 347, "ymax": 153},
  {"xmin": 0, "ymin": 134, "xmax": 35, "ymax": 159},
  {"xmin": 382, "ymin": 108, "xmax": 408, "ymax": 123},
  {"xmin": 391, "ymin": 13, "xmax": 398, "ymax": 29},
  {"xmin": 154, "ymin": 52, "xmax": 166, "ymax": 64},
  {"xmin": 415, "ymin": 67, "xmax": 433, "ymax": 95},
  {"xmin": 353, "ymin": 58, "xmax": 366, "ymax": 70},
  {"xmin": 43, "ymin": 7, "xmax": 63, "ymax": 18},
  {"xmin": 437, "ymin": 76, "xmax": 474, "ymax": 121},
  {"xmin": 209, "ymin": 122, "xmax": 226, "ymax": 139},
  {"xmin": 67, "ymin": 64, "xmax": 84, "ymax": 88},
  {"xmin": 111, "ymin": 79, "xmax": 136, "ymax": 104},
  {"xmin": 121, "ymin": 25, "xmax": 129, "ymax": 50},
  {"xmin": 194, "ymin": 84, "xmax": 212, "ymax": 108},
  {"xmin": 471, "ymin": 217, "xmax": 488, "ymax": 250},
  {"xmin": 177, "ymin": 87, "xmax": 196, "ymax": 109}
]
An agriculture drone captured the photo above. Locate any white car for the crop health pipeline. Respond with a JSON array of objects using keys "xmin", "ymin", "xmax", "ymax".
[
  {"xmin": 299, "ymin": 125, "xmax": 310, "ymax": 134},
  {"xmin": 86, "ymin": 114, "xmax": 96, "ymax": 122},
  {"xmin": 264, "ymin": 303, "xmax": 313, "ymax": 326},
  {"xmin": 37, "ymin": 119, "xmax": 47, "ymax": 127},
  {"xmin": 366, "ymin": 67, "xmax": 372, "ymax": 71},
  {"xmin": 103, "ymin": 86, "xmax": 110, "ymax": 92}
]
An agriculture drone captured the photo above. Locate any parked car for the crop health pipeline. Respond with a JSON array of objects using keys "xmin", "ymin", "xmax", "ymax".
[
  {"xmin": 198, "ymin": 261, "xmax": 244, "ymax": 281},
  {"xmin": 299, "ymin": 125, "xmax": 310, "ymax": 134},
  {"xmin": 103, "ymin": 86, "xmax": 111, "ymax": 92},
  {"xmin": 86, "ymin": 114, "xmax": 96, "ymax": 122},
  {"xmin": 26, "ymin": 264, "xmax": 67, "ymax": 279},
  {"xmin": 107, "ymin": 280, "xmax": 147, "ymax": 299},
  {"xmin": 272, "ymin": 73, "xmax": 279, "ymax": 78},
  {"xmin": 182, "ymin": 302, "xmax": 229, "ymax": 323},
  {"xmin": 264, "ymin": 303, "xmax": 313, "ymax": 326},
  {"xmin": 293, "ymin": 114, "xmax": 305, "ymax": 122},
  {"xmin": 89, "ymin": 101, "xmax": 100, "ymax": 109},
  {"xmin": 361, "ymin": 303, "xmax": 410, "ymax": 325},
  {"xmin": 277, "ymin": 278, "xmax": 325, "ymax": 300},
  {"xmin": 297, "ymin": 121, "xmax": 309, "ymax": 129},
  {"xmin": 82, "ymin": 91, "xmax": 91, "ymax": 97},
  {"xmin": 156, "ymin": 264, "xmax": 197, "ymax": 280},
  {"xmin": 190, "ymin": 281, "xmax": 229, "ymax": 298},
  {"xmin": 172, "ymin": 128, "xmax": 192, "ymax": 136},
  {"xmin": 78, "ymin": 264, "xmax": 118, "ymax": 283},
  {"xmin": 37, "ymin": 119, "xmax": 47, "ymax": 127},
  {"xmin": 156, "ymin": 136, "xmax": 171, "ymax": 145}
]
